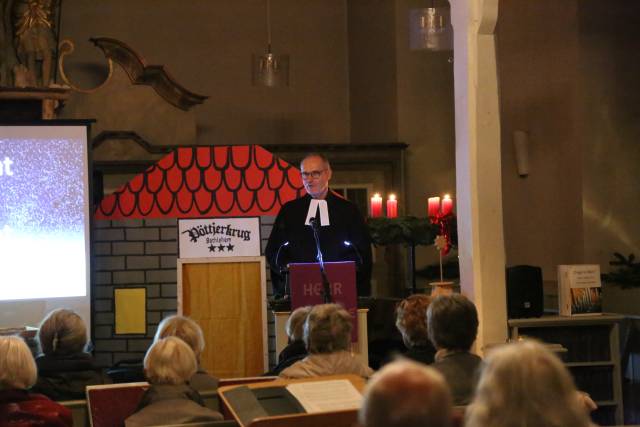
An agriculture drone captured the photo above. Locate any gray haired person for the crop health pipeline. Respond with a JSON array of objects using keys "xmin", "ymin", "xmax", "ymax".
[
  {"xmin": 0, "ymin": 335, "xmax": 72, "ymax": 426},
  {"xmin": 466, "ymin": 339, "xmax": 596, "ymax": 427},
  {"xmin": 125, "ymin": 337, "xmax": 223, "ymax": 427},
  {"xmin": 359, "ymin": 359, "xmax": 453, "ymax": 427},
  {"xmin": 32, "ymin": 308, "xmax": 107, "ymax": 400},
  {"xmin": 427, "ymin": 294, "xmax": 482, "ymax": 405},
  {"xmin": 154, "ymin": 315, "xmax": 218, "ymax": 391},
  {"xmin": 280, "ymin": 303, "xmax": 373, "ymax": 379}
]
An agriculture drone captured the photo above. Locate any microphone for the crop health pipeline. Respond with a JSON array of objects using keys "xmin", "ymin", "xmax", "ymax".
[
  {"xmin": 274, "ymin": 241, "xmax": 290, "ymax": 273},
  {"xmin": 343, "ymin": 240, "xmax": 363, "ymax": 268}
]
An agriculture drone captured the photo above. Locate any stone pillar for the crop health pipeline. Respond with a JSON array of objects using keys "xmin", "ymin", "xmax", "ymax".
[{"xmin": 450, "ymin": 0, "xmax": 507, "ymax": 352}]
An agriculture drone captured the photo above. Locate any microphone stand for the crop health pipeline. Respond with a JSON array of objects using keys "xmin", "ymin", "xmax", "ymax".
[
  {"xmin": 274, "ymin": 241, "xmax": 290, "ymax": 298},
  {"xmin": 344, "ymin": 240, "xmax": 363, "ymax": 271},
  {"xmin": 310, "ymin": 218, "xmax": 332, "ymax": 303}
]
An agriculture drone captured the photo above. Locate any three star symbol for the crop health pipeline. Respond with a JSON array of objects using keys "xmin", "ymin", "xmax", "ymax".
[{"xmin": 208, "ymin": 244, "xmax": 235, "ymax": 252}]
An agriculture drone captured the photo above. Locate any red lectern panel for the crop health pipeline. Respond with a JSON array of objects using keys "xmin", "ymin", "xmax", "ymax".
[{"xmin": 288, "ymin": 261, "xmax": 357, "ymax": 341}]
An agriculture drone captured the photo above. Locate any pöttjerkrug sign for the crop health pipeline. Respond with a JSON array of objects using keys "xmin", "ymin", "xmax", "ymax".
[{"xmin": 178, "ymin": 217, "xmax": 261, "ymax": 258}]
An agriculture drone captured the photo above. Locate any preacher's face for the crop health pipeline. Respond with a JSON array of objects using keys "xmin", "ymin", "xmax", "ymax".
[{"xmin": 300, "ymin": 155, "xmax": 332, "ymax": 199}]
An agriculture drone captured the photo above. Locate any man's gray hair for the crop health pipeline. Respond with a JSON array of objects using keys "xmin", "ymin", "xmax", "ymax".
[
  {"xmin": 359, "ymin": 359, "xmax": 453, "ymax": 427},
  {"xmin": 303, "ymin": 303, "xmax": 352, "ymax": 354},
  {"xmin": 300, "ymin": 152, "xmax": 331, "ymax": 169}
]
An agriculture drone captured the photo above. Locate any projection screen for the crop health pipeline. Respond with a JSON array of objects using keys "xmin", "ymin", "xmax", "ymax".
[{"xmin": 0, "ymin": 124, "xmax": 92, "ymax": 331}]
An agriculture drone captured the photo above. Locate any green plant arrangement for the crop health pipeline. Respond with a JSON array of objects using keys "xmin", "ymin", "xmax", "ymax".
[
  {"xmin": 602, "ymin": 252, "xmax": 640, "ymax": 289},
  {"xmin": 367, "ymin": 216, "xmax": 439, "ymax": 246}
]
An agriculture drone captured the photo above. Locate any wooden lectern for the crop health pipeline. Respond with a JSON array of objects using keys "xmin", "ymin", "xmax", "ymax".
[
  {"xmin": 288, "ymin": 262, "xmax": 358, "ymax": 309},
  {"xmin": 277, "ymin": 261, "xmax": 368, "ymax": 364},
  {"xmin": 219, "ymin": 374, "xmax": 365, "ymax": 427}
]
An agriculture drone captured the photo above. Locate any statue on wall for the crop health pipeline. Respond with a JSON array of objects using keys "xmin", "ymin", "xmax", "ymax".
[
  {"xmin": 0, "ymin": 0, "xmax": 59, "ymax": 87},
  {"xmin": 0, "ymin": 0, "xmax": 18, "ymax": 85}
]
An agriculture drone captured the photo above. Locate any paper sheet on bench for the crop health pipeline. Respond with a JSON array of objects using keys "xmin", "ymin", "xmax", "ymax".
[{"xmin": 285, "ymin": 379, "xmax": 362, "ymax": 413}]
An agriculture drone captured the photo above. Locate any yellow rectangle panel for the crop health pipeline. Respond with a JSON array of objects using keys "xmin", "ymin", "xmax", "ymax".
[{"xmin": 115, "ymin": 288, "xmax": 147, "ymax": 335}]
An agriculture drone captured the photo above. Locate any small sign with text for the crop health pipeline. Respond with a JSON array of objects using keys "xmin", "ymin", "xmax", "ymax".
[{"xmin": 178, "ymin": 217, "xmax": 261, "ymax": 258}]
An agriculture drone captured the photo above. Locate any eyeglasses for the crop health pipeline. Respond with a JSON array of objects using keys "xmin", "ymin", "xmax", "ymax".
[{"xmin": 301, "ymin": 169, "xmax": 326, "ymax": 180}]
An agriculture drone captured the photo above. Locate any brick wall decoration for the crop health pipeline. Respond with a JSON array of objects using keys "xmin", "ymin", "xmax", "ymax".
[
  {"xmin": 93, "ymin": 218, "xmax": 177, "ymax": 367},
  {"xmin": 92, "ymin": 145, "xmax": 302, "ymax": 369},
  {"xmin": 92, "ymin": 216, "xmax": 279, "ymax": 368}
]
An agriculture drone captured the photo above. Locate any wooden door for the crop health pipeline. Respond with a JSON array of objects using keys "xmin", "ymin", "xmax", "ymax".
[{"xmin": 178, "ymin": 257, "xmax": 267, "ymax": 377}]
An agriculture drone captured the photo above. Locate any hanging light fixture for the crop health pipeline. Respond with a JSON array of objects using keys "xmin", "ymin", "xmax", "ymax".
[
  {"xmin": 409, "ymin": 1, "xmax": 453, "ymax": 51},
  {"xmin": 252, "ymin": 0, "xmax": 289, "ymax": 87}
]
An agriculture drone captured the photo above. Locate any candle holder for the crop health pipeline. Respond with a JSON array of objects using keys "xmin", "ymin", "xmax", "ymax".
[
  {"xmin": 429, "ymin": 235, "xmax": 454, "ymax": 295},
  {"xmin": 428, "ymin": 198, "xmax": 455, "ymax": 295},
  {"xmin": 430, "ymin": 280, "xmax": 455, "ymax": 296}
]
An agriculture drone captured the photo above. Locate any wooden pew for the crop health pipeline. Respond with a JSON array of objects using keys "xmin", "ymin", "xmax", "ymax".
[
  {"xmin": 59, "ymin": 399, "xmax": 89, "ymax": 427},
  {"xmin": 150, "ymin": 422, "xmax": 239, "ymax": 427},
  {"xmin": 247, "ymin": 410, "xmax": 357, "ymax": 427},
  {"xmin": 85, "ymin": 378, "xmax": 276, "ymax": 427},
  {"xmin": 219, "ymin": 374, "xmax": 366, "ymax": 427},
  {"xmin": 218, "ymin": 377, "xmax": 277, "ymax": 419},
  {"xmin": 219, "ymin": 377, "xmax": 278, "ymax": 388},
  {"xmin": 86, "ymin": 382, "xmax": 149, "ymax": 427}
]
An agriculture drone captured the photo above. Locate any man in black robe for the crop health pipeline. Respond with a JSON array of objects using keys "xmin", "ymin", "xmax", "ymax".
[{"xmin": 265, "ymin": 153, "xmax": 373, "ymax": 297}]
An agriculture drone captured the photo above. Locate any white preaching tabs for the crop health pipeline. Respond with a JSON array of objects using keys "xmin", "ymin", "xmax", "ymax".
[
  {"xmin": 286, "ymin": 379, "xmax": 362, "ymax": 413},
  {"xmin": 305, "ymin": 199, "xmax": 330, "ymax": 226}
]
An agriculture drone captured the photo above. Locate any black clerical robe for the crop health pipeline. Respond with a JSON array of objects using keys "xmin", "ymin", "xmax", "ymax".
[{"xmin": 265, "ymin": 191, "xmax": 372, "ymax": 296}]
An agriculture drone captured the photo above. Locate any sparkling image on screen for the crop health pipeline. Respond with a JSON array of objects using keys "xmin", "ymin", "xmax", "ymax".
[{"xmin": 0, "ymin": 137, "xmax": 87, "ymax": 300}]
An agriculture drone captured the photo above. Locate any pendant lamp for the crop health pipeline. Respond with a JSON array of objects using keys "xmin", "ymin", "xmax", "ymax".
[
  {"xmin": 409, "ymin": 2, "xmax": 453, "ymax": 51},
  {"xmin": 252, "ymin": 0, "xmax": 289, "ymax": 87}
]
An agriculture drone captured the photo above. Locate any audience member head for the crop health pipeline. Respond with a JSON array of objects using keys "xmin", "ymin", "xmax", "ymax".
[
  {"xmin": 359, "ymin": 359, "xmax": 452, "ymax": 427},
  {"xmin": 37, "ymin": 308, "xmax": 88, "ymax": 355},
  {"xmin": 395, "ymin": 294, "xmax": 431, "ymax": 349},
  {"xmin": 154, "ymin": 315, "xmax": 205, "ymax": 360},
  {"xmin": 466, "ymin": 339, "xmax": 593, "ymax": 427},
  {"xmin": 427, "ymin": 294, "xmax": 478, "ymax": 351},
  {"xmin": 286, "ymin": 306, "xmax": 312, "ymax": 342},
  {"xmin": 144, "ymin": 336, "xmax": 197, "ymax": 385},
  {"xmin": 0, "ymin": 335, "xmax": 37, "ymax": 390},
  {"xmin": 304, "ymin": 303, "xmax": 352, "ymax": 354}
]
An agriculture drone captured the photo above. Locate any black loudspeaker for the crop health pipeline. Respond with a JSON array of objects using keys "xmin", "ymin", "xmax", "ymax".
[{"xmin": 506, "ymin": 265, "xmax": 544, "ymax": 319}]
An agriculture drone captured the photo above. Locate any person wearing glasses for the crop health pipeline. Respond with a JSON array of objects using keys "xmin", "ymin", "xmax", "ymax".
[{"xmin": 265, "ymin": 153, "xmax": 372, "ymax": 297}]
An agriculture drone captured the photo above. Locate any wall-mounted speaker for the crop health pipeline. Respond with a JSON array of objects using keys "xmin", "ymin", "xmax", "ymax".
[{"xmin": 506, "ymin": 265, "xmax": 544, "ymax": 319}]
